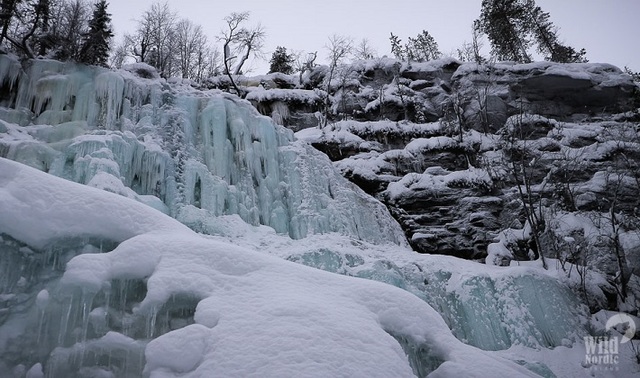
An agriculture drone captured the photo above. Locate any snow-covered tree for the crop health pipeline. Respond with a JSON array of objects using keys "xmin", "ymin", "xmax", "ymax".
[
  {"xmin": 79, "ymin": 0, "xmax": 113, "ymax": 67},
  {"xmin": 389, "ymin": 33, "xmax": 405, "ymax": 60},
  {"xmin": 406, "ymin": 30, "xmax": 441, "ymax": 61}
]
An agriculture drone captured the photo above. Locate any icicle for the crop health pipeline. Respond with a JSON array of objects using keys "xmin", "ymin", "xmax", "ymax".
[
  {"xmin": 35, "ymin": 289, "xmax": 49, "ymax": 345},
  {"xmin": 146, "ymin": 307, "xmax": 158, "ymax": 339},
  {"xmin": 0, "ymin": 55, "xmax": 22, "ymax": 91},
  {"xmin": 58, "ymin": 295, "xmax": 74, "ymax": 346},
  {"xmin": 94, "ymin": 72, "xmax": 125, "ymax": 130}
]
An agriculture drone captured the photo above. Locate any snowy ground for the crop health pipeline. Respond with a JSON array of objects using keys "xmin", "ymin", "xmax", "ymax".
[{"xmin": 1, "ymin": 157, "xmax": 639, "ymax": 377}]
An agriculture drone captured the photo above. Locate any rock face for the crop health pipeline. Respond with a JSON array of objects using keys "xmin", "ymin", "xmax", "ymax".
[
  {"xmin": 247, "ymin": 58, "xmax": 637, "ymax": 132},
  {"xmin": 304, "ymin": 114, "xmax": 640, "ymax": 263},
  {"xmin": 453, "ymin": 62, "xmax": 638, "ymax": 131},
  {"xmin": 289, "ymin": 59, "xmax": 639, "ymax": 265}
]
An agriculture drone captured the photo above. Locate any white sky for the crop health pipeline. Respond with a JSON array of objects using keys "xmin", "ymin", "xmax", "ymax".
[{"xmin": 107, "ymin": 0, "xmax": 640, "ymax": 74}]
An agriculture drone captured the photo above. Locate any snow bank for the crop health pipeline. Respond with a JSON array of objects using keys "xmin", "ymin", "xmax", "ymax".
[
  {"xmin": 0, "ymin": 158, "xmax": 187, "ymax": 249},
  {"xmin": 0, "ymin": 158, "xmax": 538, "ymax": 377},
  {"xmin": 386, "ymin": 167, "xmax": 493, "ymax": 200},
  {"xmin": 245, "ymin": 88, "xmax": 321, "ymax": 104}
]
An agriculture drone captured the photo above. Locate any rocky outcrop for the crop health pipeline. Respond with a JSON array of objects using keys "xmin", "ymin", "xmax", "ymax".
[
  {"xmin": 452, "ymin": 62, "xmax": 638, "ymax": 131},
  {"xmin": 245, "ymin": 58, "xmax": 637, "ymax": 134}
]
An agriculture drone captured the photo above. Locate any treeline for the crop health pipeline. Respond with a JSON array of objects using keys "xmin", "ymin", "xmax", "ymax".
[
  {"xmin": 0, "ymin": 0, "xmax": 588, "ymax": 81},
  {"xmin": 0, "ymin": 0, "xmax": 113, "ymax": 66},
  {"xmin": 110, "ymin": 2, "xmax": 225, "ymax": 82},
  {"xmin": 389, "ymin": 0, "xmax": 586, "ymax": 64}
]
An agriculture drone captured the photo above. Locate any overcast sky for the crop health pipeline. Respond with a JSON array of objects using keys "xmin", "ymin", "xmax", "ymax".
[{"xmin": 107, "ymin": 0, "xmax": 640, "ymax": 74}]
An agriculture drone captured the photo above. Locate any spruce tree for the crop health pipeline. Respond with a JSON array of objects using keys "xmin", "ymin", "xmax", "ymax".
[
  {"xmin": 389, "ymin": 33, "xmax": 405, "ymax": 60},
  {"xmin": 476, "ymin": 0, "xmax": 587, "ymax": 63},
  {"xmin": 523, "ymin": 0, "xmax": 587, "ymax": 63},
  {"xmin": 79, "ymin": 0, "xmax": 113, "ymax": 67},
  {"xmin": 407, "ymin": 30, "xmax": 441, "ymax": 62},
  {"xmin": 476, "ymin": 0, "xmax": 532, "ymax": 63},
  {"xmin": 268, "ymin": 46, "xmax": 294, "ymax": 74}
]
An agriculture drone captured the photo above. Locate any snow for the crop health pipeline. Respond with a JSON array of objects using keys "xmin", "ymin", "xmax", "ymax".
[
  {"xmin": 1, "ymin": 54, "xmax": 638, "ymax": 377},
  {"xmin": 452, "ymin": 61, "xmax": 630, "ymax": 84},
  {"xmin": 405, "ymin": 136, "xmax": 459, "ymax": 153},
  {"xmin": 0, "ymin": 157, "xmax": 544, "ymax": 377},
  {"xmin": 0, "ymin": 158, "xmax": 187, "ymax": 250},
  {"xmin": 386, "ymin": 167, "xmax": 493, "ymax": 200},
  {"xmin": 245, "ymin": 88, "xmax": 321, "ymax": 104},
  {"xmin": 329, "ymin": 119, "xmax": 442, "ymax": 138},
  {"xmin": 0, "ymin": 152, "xmax": 636, "ymax": 377},
  {"xmin": 0, "ymin": 54, "xmax": 407, "ymax": 246}
]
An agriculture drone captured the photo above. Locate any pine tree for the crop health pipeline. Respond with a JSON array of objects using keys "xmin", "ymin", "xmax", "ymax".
[
  {"xmin": 390, "ymin": 31, "xmax": 440, "ymax": 62},
  {"xmin": 407, "ymin": 30, "xmax": 441, "ymax": 62},
  {"xmin": 523, "ymin": 0, "xmax": 587, "ymax": 63},
  {"xmin": 476, "ymin": 0, "xmax": 587, "ymax": 63},
  {"xmin": 389, "ymin": 32, "xmax": 405, "ymax": 60},
  {"xmin": 476, "ymin": 0, "xmax": 532, "ymax": 63},
  {"xmin": 79, "ymin": 0, "xmax": 113, "ymax": 67},
  {"xmin": 268, "ymin": 46, "xmax": 294, "ymax": 74}
]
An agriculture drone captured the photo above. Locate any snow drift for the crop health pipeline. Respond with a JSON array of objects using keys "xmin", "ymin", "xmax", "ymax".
[{"xmin": 0, "ymin": 157, "xmax": 538, "ymax": 377}]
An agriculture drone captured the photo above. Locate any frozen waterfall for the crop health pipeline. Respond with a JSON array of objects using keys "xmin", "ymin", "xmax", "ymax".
[
  {"xmin": 0, "ymin": 55, "xmax": 406, "ymax": 246},
  {"xmin": 0, "ymin": 158, "xmax": 540, "ymax": 377},
  {"xmin": 0, "ymin": 55, "xmax": 622, "ymax": 377}
]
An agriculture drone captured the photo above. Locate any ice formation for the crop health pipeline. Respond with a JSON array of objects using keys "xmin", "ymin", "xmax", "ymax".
[
  {"xmin": 0, "ymin": 55, "xmax": 406, "ymax": 246},
  {"xmin": 1, "ymin": 55, "xmax": 636, "ymax": 377},
  {"xmin": 0, "ymin": 158, "xmax": 540, "ymax": 377}
]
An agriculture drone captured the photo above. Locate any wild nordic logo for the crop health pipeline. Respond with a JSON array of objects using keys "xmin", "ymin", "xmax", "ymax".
[{"xmin": 584, "ymin": 313, "xmax": 636, "ymax": 370}]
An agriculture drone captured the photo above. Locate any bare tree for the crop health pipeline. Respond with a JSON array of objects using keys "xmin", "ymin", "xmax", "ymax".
[
  {"xmin": 456, "ymin": 23, "xmax": 486, "ymax": 63},
  {"xmin": 119, "ymin": 2, "xmax": 177, "ymax": 76},
  {"xmin": 498, "ymin": 112, "xmax": 551, "ymax": 269},
  {"xmin": 124, "ymin": 21, "xmax": 151, "ymax": 64},
  {"xmin": 0, "ymin": 0, "xmax": 21, "ymax": 47},
  {"xmin": 202, "ymin": 47, "xmax": 222, "ymax": 79},
  {"xmin": 175, "ymin": 18, "xmax": 209, "ymax": 80},
  {"xmin": 294, "ymin": 50, "xmax": 317, "ymax": 85},
  {"xmin": 144, "ymin": 2, "xmax": 177, "ymax": 77},
  {"xmin": 353, "ymin": 38, "xmax": 376, "ymax": 60},
  {"xmin": 4, "ymin": 0, "xmax": 51, "ymax": 58},
  {"xmin": 110, "ymin": 39, "xmax": 128, "ymax": 68},
  {"xmin": 322, "ymin": 34, "xmax": 352, "ymax": 126},
  {"xmin": 219, "ymin": 11, "xmax": 265, "ymax": 96}
]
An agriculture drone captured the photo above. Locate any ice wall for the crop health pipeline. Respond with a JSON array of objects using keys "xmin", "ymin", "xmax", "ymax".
[{"xmin": 0, "ymin": 55, "xmax": 406, "ymax": 246}]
